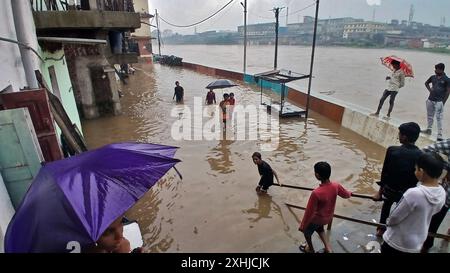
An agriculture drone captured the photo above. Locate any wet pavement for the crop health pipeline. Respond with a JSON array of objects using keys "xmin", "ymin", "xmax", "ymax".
[{"xmin": 82, "ymin": 62, "xmax": 449, "ymax": 253}]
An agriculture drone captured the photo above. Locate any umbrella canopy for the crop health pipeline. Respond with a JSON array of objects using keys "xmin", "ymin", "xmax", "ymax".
[
  {"xmin": 380, "ymin": 55, "xmax": 414, "ymax": 78},
  {"xmin": 206, "ymin": 79, "xmax": 237, "ymax": 90},
  {"xmin": 5, "ymin": 142, "xmax": 180, "ymax": 253}
]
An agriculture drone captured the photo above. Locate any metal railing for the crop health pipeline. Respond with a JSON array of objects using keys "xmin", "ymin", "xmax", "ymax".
[
  {"xmin": 31, "ymin": 0, "xmax": 135, "ymax": 12},
  {"xmin": 98, "ymin": 0, "xmax": 135, "ymax": 12}
]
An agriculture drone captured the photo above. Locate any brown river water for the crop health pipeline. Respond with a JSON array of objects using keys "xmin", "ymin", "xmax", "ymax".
[
  {"xmin": 161, "ymin": 44, "xmax": 450, "ymax": 138},
  {"xmin": 82, "ymin": 61, "xmax": 449, "ymax": 253}
]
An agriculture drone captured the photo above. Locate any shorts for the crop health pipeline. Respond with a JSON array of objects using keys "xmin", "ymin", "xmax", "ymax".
[
  {"xmin": 303, "ymin": 223, "xmax": 325, "ymax": 237},
  {"xmin": 258, "ymin": 178, "xmax": 273, "ymax": 191}
]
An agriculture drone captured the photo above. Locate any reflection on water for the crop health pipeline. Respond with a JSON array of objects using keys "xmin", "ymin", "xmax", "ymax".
[
  {"xmin": 81, "ymin": 62, "xmax": 448, "ymax": 252},
  {"xmin": 207, "ymin": 136, "xmax": 235, "ymax": 175}
]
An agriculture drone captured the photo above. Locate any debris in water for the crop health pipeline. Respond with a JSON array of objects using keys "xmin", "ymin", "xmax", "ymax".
[{"xmin": 343, "ymin": 236, "xmax": 349, "ymax": 241}]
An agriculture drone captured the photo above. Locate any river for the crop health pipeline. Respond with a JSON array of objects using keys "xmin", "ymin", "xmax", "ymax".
[{"xmin": 160, "ymin": 44, "xmax": 450, "ymax": 138}]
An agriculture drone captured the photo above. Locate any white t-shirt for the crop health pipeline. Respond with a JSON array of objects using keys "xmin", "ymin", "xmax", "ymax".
[
  {"xmin": 383, "ymin": 184, "xmax": 446, "ymax": 253},
  {"xmin": 386, "ymin": 69, "xmax": 405, "ymax": 92}
]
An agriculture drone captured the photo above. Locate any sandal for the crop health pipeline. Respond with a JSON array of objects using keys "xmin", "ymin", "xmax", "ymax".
[{"xmin": 299, "ymin": 242, "xmax": 314, "ymax": 253}]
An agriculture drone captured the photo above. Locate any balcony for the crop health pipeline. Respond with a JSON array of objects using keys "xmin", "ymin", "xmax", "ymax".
[{"xmin": 32, "ymin": 0, "xmax": 140, "ymax": 31}]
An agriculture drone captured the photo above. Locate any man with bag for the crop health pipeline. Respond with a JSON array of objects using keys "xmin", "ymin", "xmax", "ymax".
[{"xmin": 373, "ymin": 122, "xmax": 423, "ymax": 237}]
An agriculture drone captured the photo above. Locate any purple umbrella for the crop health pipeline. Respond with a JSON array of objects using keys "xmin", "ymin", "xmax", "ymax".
[{"xmin": 5, "ymin": 142, "xmax": 181, "ymax": 253}]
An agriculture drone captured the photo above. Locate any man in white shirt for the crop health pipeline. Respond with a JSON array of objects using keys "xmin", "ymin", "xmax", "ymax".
[{"xmin": 372, "ymin": 60, "xmax": 405, "ymax": 118}]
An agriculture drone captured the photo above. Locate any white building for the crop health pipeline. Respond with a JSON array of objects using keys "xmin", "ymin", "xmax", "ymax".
[{"xmin": 343, "ymin": 21, "xmax": 387, "ymax": 39}]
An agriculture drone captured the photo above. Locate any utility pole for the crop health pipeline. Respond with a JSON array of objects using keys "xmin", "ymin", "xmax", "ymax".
[
  {"xmin": 286, "ymin": 7, "xmax": 289, "ymax": 26},
  {"xmin": 241, "ymin": 1, "xmax": 247, "ymax": 75},
  {"xmin": 155, "ymin": 9, "xmax": 162, "ymax": 55},
  {"xmin": 305, "ymin": 0, "xmax": 320, "ymax": 120},
  {"xmin": 272, "ymin": 7, "xmax": 284, "ymax": 70}
]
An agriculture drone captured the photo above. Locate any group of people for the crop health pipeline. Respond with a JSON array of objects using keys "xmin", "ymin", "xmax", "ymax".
[
  {"xmin": 373, "ymin": 62, "xmax": 450, "ymax": 141},
  {"xmin": 251, "ymin": 122, "xmax": 449, "ymax": 253},
  {"xmin": 173, "ymin": 81, "xmax": 237, "ymax": 128}
]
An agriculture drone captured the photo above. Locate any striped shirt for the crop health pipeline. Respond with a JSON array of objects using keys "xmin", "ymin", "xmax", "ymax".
[{"xmin": 423, "ymin": 139, "xmax": 450, "ymax": 207}]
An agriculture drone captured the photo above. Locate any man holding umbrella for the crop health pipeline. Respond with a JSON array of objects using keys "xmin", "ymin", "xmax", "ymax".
[{"xmin": 372, "ymin": 59, "xmax": 405, "ymax": 118}]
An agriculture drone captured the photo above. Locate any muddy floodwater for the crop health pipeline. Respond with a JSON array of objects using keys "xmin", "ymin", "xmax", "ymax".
[
  {"xmin": 162, "ymin": 44, "xmax": 450, "ymax": 139},
  {"xmin": 82, "ymin": 62, "xmax": 449, "ymax": 253}
]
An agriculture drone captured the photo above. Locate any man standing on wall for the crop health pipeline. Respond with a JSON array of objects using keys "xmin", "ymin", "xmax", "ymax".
[
  {"xmin": 372, "ymin": 60, "xmax": 405, "ymax": 118},
  {"xmin": 422, "ymin": 63, "xmax": 450, "ymax": 141}
]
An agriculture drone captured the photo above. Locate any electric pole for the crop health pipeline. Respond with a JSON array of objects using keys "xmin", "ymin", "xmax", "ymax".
[
  {"xmin": 305, "ymin": 0, "xmax": 320, "ymax": 120},
  {"xmin": 273, "ymin": 7, "xmax": 284, "ymax": 70},
  {"xmin": 241, "ymin": 1, "xmax": 247, "ymax": 75},
  {"xmin": 286, "ymin": 7, "xmax": 289, "ymax": 26},
  {"xmin": 155, "ymin": 9, "xmax": 162, "ymax": 55}
]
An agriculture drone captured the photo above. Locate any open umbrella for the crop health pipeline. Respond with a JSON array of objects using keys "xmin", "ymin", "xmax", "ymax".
[
  {"xmin": 5, "ymin": 142, "xmax": 181, "ymax": 253},
  {"xmin": 380, "ymin": 55, "xmax": 414, "ymax": 78},
  {"xmin": 206, "ymin": 79, "xmax": 237, "ymax": 90}
]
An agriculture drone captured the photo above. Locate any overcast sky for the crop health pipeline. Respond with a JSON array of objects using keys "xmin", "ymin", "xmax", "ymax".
[{"xmin": 147, "ymin": 0, "xmax": 450, "ymax": 34}]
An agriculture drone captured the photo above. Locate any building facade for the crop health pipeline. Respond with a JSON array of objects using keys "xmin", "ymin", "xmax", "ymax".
[
  {"xmin": 343, "ymin": 21, "xmax": 387, "ymax": 39},
  {"xmin": 130, "ymin": 0, "xmax": 153, "ymax": 59}
]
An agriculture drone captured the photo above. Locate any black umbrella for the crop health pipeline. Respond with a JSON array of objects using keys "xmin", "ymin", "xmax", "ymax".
[{"xmin": 206, "ymin": 79, "xmax": 237, "ymax": 90}]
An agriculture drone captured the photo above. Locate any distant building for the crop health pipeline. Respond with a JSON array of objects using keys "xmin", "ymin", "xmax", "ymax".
[
  {"xmin": 321, "ymin": 17, "xmax": 363, "ymax": 39},
  {"xmin": 343, "ymin": 21, "xmax": 387, "ymax": 39},
  {"xmin": 286, "ymin": 16, "xmax": 362, "ymax": 42},
  {"xmin": 385, "ymin": 35, "xmax": 423, "ymax": 48},
  {"xmin": 131, "ymin": 0, "xmax": 153, "ymax": 59},
  {"xmin": 238, "ymin": 23, "xmax": 276, "ymax": 37}
]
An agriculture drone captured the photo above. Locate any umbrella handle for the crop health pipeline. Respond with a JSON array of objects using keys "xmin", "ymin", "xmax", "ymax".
[{"xmin": 173, "ymin": 166, "xmax": 183, "ymax": 180}]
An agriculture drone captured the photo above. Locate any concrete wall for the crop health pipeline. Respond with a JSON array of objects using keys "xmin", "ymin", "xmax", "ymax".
[
  {"xmin": 132, "ymin": 0, "xmax": 151, "ymax": 37},
  {"xmin": 0, "ymin": 1, "xmax": 27, "ymax": 92},
  {"xmin": 33, "ymin": 11, "xmax": 141, "ymax": 30},
  {"xmin": 182, "ymin": 61, "xmax": 435, "ymax": 149},
  {"xmin": 40, "ymin": 49, "xmax": 83, "ymax": 134},
  {"xmin": 0, "ymin": 174, "xmax": 15, "ymax": 253}
]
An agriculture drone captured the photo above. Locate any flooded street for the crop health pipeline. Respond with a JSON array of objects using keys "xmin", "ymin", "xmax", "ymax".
[
  {"xmin": 161, "ymin": 44, "xmax": 450, "ymax": 138},
  {"xmin": 82, "ymin": 62, "xmax": 449, "ymax": 253}
]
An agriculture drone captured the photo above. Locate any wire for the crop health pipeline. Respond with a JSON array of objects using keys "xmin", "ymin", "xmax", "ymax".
[
  {"xmin": 0, "ymin": 36, "xmax": 44, "ymax": 62},
  {"xmin": 202, "ymin": 0, "xmax": 238, "ymax": 30},
  {"xmin": 286, "ymin": 1, "xmax": 316, "ymax": 16},
  {"xmin": 247, "ymin": 1, "xmax": 316, "ymax": 22},
  {"xmin": 45, "ymin": 54, "xmax": 65, "ymax": 62},
  {"xmin": 248, "ymin": 9, "xmax": 274, "ymax": 20},
  {"xmin": 159, "ymin": 0, "xmax": 235, "ymax": 28}
]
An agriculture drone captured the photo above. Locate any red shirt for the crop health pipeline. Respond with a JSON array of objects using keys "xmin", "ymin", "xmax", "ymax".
[
  {"xmin": 229, "ymin": 98, "xmax": 235, "ymax": 105},
  {"xmin": 299, "ymin": 181, "xmax": 352, "ymax": 231}
]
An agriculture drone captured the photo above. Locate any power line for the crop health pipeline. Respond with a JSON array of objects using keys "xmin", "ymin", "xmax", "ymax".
[
  {"xmin": 159, "ymin": 0, "xmax": 235, "ymax": 28},
  {"xmin": 248, "ymin": 1, "xmax": 316, "ymax": 21},
  {"xmin": 286, "ymin": 1, "xmax": 316, "ymax": 17},
  {"xmin": 248, "ymin": 10, "xmax": 273, "ymax": 20},
  {"xmin": 202, "ymin": 0, "xmax": 238, "ymax": 30}
]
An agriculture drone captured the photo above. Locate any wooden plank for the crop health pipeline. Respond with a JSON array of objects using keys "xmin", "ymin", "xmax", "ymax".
[
  {"xmin": 285, "ymin": 202, "xmax": 450, "ymax": 241},
  {"xmin": 273, "ymin": 183, "xmax": 375, "ymax": 200}
]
